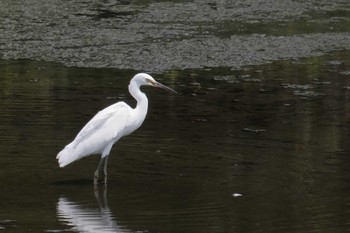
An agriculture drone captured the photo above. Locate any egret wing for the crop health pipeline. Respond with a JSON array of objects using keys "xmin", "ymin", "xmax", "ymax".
[
  {"xmin": 72, "ymin": 102, "xmax": 131, "ymax": 146},
  {"xmin": 57, "ymin": 102, "xmax": 132, "ymax": 167}
]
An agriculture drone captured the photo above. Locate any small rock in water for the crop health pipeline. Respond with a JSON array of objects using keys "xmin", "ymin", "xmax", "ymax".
[{"xmin": 232, "ymin": 193, "xmax": 243, "ymax": 197}]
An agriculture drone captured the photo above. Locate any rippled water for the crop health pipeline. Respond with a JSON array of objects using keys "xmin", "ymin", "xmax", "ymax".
[{"xmin": 0, "ymin": 50, "xmax": 350, "ymax": 232}]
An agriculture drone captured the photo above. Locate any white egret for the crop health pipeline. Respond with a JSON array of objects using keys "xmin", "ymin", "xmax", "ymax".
[{"xmin": 56, "ymin": 73, "xmax": 176, "ymax": 184}]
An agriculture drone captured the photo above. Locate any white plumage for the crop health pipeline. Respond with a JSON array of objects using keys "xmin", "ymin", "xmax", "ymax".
[
  {"xmin": 56, "ymin": 73, "xmax": 176, "ymax": 184},
  {"xmin": 57, "ymin": 102, "xmax": 131, "ymax": 167}
]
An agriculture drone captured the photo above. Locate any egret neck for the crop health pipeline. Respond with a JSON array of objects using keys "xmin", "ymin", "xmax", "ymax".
[{"xmin": 126, "ymin": 79, "xmax": 148, "ymax": 134}]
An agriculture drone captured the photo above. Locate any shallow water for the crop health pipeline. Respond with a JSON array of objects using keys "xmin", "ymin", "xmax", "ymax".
[{"xmin": 0, "ymin": 50, "xmax": 350, "ymax": 232}]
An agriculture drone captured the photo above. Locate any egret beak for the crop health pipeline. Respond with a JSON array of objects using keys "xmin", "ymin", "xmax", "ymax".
[{"xmin": 153, "ymin": 81, "xmax": 177, "ymax": 94}]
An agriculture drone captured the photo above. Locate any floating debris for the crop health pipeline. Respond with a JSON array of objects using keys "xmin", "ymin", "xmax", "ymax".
[
  {"xmin": 30, "ymin": 78, "xmax": 40, "ymax": 82},
  {"xmin": 243, "ymin": 78, "xmax": 262, "ymax": 82},
  {"xmin": 195, "ymin": 118, "xmax": 209, "ymax": 122},
  {"xmin": 313, "ymin": 81, "xmax": 331, "ymax": 85},
  {"xmin": 105, "ymin": 96, "xmax": 117, "ymax": 100},
  {"xmin": 282, "ymin": 83, "xmax": 321, "ymax": 97},
  {"xmin": 213, "ymin": 75, "xmax": 239, "ymax": 84},
  {"xmin": 190, "ymin": 82, "xmax": 201, "ymax": 86},
  {"xmin": 282, "ymin": 83, "xmax": 312, "ymax": 90},
  {"xmin": 232, "ymin": 193, "xmax": 243, "ymax": 197},
  {"xmin": 0, "ymin": 220, "xmax": 17, "ymax": 230},
  {"xmin": 328, "ymin": 60, "xmax": 342, "ymax": 65},
  {"xmin": 243, "ymin": 128, "xmax": 266, "ymax": 133},
  {"xmin": 293, "ymin": 90, "xmax": 321, "ymax": 97},
  {"xmin": 340, "ymin": 71, "xmax": 350, "ymax": 76}
]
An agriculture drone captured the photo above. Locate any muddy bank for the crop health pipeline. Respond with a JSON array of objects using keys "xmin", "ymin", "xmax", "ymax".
[{"xmin": 0, "ymin": 0, "xmax": 349, "ymax": 71}]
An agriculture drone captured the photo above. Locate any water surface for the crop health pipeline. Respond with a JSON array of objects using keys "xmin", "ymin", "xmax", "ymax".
[{"xmin": 1, "ymin": 50, "xmax": 350, "ymax": 232}]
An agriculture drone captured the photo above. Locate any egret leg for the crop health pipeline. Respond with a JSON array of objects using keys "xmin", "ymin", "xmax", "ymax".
[
  {"xmin": 103, "ymin": 156, "xmax": 109, "ymax": 184},
  {"xmin": 94, "ymin": 157, "xmax": 106, "ymax": 185}
]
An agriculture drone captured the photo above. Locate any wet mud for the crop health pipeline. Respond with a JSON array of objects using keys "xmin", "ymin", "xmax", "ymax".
[{"xmin": 0, "ymin": 0, "xmax": 349, "ymax": 71}]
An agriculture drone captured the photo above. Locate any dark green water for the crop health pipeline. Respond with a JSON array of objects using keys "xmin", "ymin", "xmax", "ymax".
[{"xmin": 0, "ymin": 50, "xmax": 350, "ymax": 232}]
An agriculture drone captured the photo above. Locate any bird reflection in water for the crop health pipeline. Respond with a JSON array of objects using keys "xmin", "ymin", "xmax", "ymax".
[{"xmin": 57, "ymin": 186, "xmax": 131, "ymax": 233}]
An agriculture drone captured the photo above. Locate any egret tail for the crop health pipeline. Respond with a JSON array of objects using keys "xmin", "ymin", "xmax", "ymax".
[
  {"xmin": 56, "ymin": 148, "xmax": 76, "ymax": 168},
  {"xmin": 56, "ymin": 143, "xmax": 86, "ymax": 167}
]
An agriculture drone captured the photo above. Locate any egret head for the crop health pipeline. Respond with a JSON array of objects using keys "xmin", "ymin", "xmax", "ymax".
[{"xmin": 132, "ymin": 73, "xmax": 177, "ymax": 93}]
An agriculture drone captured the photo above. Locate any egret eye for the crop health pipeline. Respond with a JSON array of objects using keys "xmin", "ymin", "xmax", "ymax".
[{"xmin": 146, "ymin": 78, "xmax": 154, "ymax": 85}]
